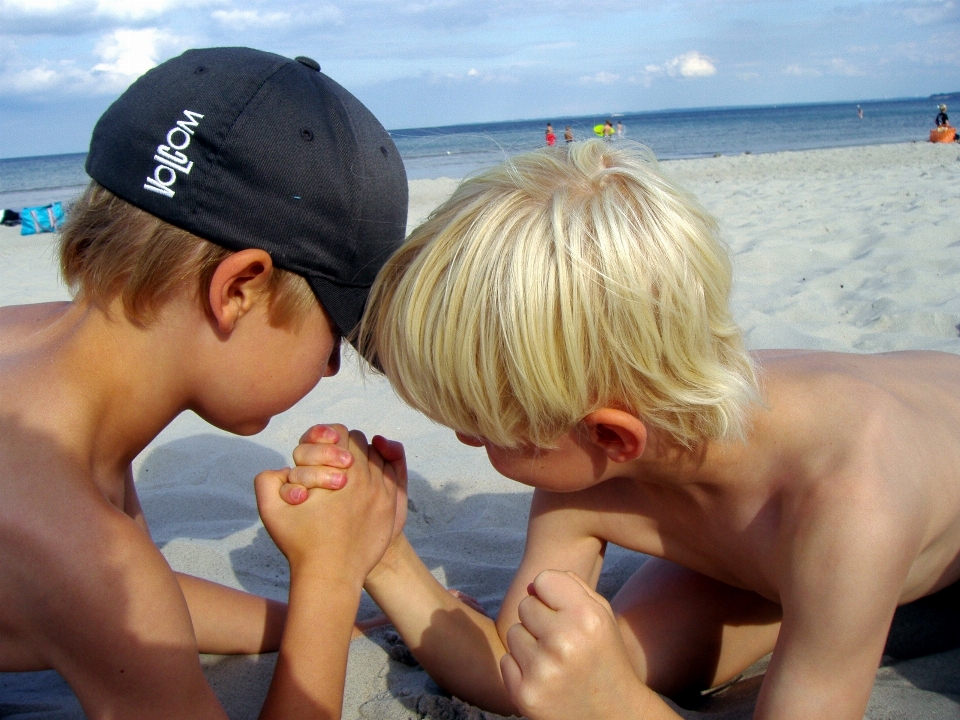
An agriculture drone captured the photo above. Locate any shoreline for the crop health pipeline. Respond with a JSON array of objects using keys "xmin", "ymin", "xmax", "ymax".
[{"xmin": 3, "ymin": 136, "xmax": 954, "ymax": 210}]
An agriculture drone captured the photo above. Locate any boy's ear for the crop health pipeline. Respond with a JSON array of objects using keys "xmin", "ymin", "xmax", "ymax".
[
  {"xmin": 208, "ymin": 248, "xmax": 274, "ymax": 334},
  {"xmin": 581, "ymin": 409, "xmax": 647, "ymax": 463}
]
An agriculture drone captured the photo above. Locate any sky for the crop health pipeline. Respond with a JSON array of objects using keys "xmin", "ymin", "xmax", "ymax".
[{"xmin": 1, "ymin": 0, "xmax": 958, "ymax": 158}]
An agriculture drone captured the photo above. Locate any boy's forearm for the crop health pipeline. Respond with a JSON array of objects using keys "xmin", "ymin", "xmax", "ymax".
[
  {"xmin": 175, "ymin": 573, "xmax": 287, "ymax": 654},
  {"xmin": 365, "ymin": 535, "xmax": 517, "ymax": 715},
  {"xmin": 259, "ymin": 565, "xmax": 362, "ymax": 720}
]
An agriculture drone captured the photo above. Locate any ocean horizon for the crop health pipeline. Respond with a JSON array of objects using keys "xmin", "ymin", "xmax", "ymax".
[{"xmin": 2, "ymin": 94, "xmax": 956, "ymax": 211}]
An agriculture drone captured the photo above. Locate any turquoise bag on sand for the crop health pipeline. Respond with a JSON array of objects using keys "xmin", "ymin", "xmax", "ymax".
[{"xmin": 20, "ymin": 202, "xmax": 65, "ymax": 236}]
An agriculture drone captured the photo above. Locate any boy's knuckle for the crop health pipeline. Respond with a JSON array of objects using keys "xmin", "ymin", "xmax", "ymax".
[
  {"xmin": 515, "ymin": 682, "xmax": 544, "ymax": 711},
  {"xmin": 554, "ymin": 636, "xmax": 578, "ymax": 661},
  {"xmin": 581, "ymin": 607, "xmax": 606, "ymax": 634}
]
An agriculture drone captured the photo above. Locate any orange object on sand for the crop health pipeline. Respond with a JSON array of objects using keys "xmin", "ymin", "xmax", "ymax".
[{"xmin": 930, "ymin": 126, "xmax": 956, "ymax": 143}]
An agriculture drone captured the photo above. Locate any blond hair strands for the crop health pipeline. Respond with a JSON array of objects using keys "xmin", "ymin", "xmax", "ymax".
[
  {"xmin": 359, "ymin": 139, "xmax": 760, "ymax": 450},
  {"xmin": 60, "ymin": 183, "xmax": 316, "ymax": 328}
]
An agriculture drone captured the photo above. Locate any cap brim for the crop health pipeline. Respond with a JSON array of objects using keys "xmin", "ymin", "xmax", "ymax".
[{"xmin": 305, "ymin": 275, "xmax": 369, "ymax": 344}]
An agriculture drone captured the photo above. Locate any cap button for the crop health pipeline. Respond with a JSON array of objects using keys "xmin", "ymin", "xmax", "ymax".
[{"xmin": 295, "ymin": 56, "xmax": 320, "ymax": 72}]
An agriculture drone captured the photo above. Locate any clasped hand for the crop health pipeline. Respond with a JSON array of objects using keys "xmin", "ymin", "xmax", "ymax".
[
  {"xmin": 502, "ymin": 570, "xmax": 652, "ymax": 720},
  {"xmin": 254, "ymin": 424, "xmax": 407, "ymax": 581}
]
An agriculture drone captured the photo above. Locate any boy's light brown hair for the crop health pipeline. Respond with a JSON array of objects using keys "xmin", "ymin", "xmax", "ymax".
[
  {"xmin": 60, "ymin": 183, "xmax": 316, "ymax": 328},
  {"xmin": 359, "ymin": 139, "xmax": 760, "ymax": 450}
]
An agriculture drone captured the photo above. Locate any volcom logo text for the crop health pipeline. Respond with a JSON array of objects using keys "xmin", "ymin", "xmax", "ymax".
[{"xmin": 143, "ymin": 110, "xmax": 205, "ymax": 198}]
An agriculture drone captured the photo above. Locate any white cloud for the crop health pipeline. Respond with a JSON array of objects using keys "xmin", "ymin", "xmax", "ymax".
[
  {"xmin": 91, "ymin": 28, "xmax": 173, "ymax": 79},
  {"xmin": 94, "ymin": 0, "xmax": 197, "ymax": 21},
  {"xmin": 578, "ymin": 70, "xmax": 620, "ymax": 84},
  {"xmin": 211, "ymin": 5, "xmax": 341, "ymax": 29},
  {"xmin": 1, "ymin": 0, "xmax": 201, "ymax": 23},
  {"xmin": 0, "ymin": 26, "xmax": 185, "ymax": 97},
  {"xmin": 211, "ymin": 9, "xmax": 292, "ymax": 29},
  {"xmin": 783, "ymin": 58, "xmax": 864, "ymax": 77},
  {"xmin": 428, "ymin": 67, "xmax": 518, "ymax": 84},
  {"xmin": 639, "ymin": 51, "xmax": 716, "ymax": 84},
  {"xmin": 784, "ymin": 63, "xmax": 821, "ymax": 76},
  {"xmin": 828, "ymin": 57, "xmax": 865, "ymax": 76},
  {"xmin": 663, "ymin": 50, "xmax": 716, "ymax": 78},
  {"xmin": 901, "ymin": 0, "xmax": 957, "ymax": 25}
]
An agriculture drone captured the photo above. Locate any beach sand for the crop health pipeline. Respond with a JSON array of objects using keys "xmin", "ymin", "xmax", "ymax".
[{"xmin": 3, "ymin": 141, "xmax": 960, "ymax": 719}]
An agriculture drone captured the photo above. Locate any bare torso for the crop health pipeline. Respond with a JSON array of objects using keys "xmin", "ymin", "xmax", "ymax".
[
  {"xmin": 555, "ymin": 350, "xmax": 960, "ymax": 605},
  {"xmin": 0, "ymin": 302, "xmax": 162, "ymax": 673}
]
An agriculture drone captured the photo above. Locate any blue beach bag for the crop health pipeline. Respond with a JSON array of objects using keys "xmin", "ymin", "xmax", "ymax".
[{"xmin": 20, "ymin": 202, "xmax": 65, "ymax": 236}]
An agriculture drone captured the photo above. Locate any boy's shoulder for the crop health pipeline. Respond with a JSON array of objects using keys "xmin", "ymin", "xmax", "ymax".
[
  {"xmin": 746, "ymin": 350, "xmax": 960, "ymax": 496},
  {"xmin": 755, "ymin": 350, "xmax": 960, "ymax": 427},
  {"xmin": 0, "ymin": 408, "xmax": 181, "ymax": 674},
  {"xmin": 0, "ymin": 301, "xmax": 69, "ymax": 338},
  {"xmin": 0, "ymin": 300, "xmax": 142, "ymax": 528}
]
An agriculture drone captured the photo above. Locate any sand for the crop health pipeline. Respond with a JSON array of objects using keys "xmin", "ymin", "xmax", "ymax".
[{"xmin": 2, "ymin": 142, "xmax": 960, "ymax": 719}]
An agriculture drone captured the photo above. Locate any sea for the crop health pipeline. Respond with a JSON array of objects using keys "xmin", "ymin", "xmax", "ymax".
[{"xmin": 1, "ymin": 95, "xmax": 955, "ymax": 213}]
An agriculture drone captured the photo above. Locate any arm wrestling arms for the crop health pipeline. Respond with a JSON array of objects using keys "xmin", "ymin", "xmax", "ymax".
[
  {"xmin": 364, "ymin": 533, "xmax": 516, "ymax": 712},
  {"xmin": 256, "ymin": 428, "xmax": 399, "ymax": 720},
  {"xmin": 174, "ymin": 573, "xmax": 287, "ymax": 654},
  {"xmin": 362, "ymin": 487, "xmax": 615, "ymax": 716}
]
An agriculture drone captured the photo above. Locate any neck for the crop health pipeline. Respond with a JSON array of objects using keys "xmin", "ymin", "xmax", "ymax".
[
  {"xmin": 38, "ymin": 298, "xmax": 198, "ymax": 480},
  {"xmin": 623, "ymin": 426, "xmax": 745, "ymax": 490}
]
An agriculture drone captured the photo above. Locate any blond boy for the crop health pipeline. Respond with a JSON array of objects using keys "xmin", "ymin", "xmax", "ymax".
[
  {"xmin": 0, "ymin": 47, "xmax": 407, "ymax": 719},
  {"xmin": 294, "ymin": 138, "xmax": 960, "ymax": 719}
]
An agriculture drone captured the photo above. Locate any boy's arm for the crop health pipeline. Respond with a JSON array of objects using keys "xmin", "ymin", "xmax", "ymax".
[
  {"xmin": 174, "ymin": 573, "xmax": 287, "ymax": 653},
  {"xmin": 124, "ymin": 465, "xmax": 289, "ymax": 654},
  {"xmin": 755, "ymin": 482, "xmax": 917, "ymax": 720},
  {"xmin": 255, "ymin": 427, "xmax": 399, "ymax": 720},
  {"xmin": 365, "ymin": 533, "xmax": 513, "ymax": 709},
  {"xmin": 363, "ymin": 486, "xmax": 607, "ymax": 716},
  {"xmin": 500, "ymin": 570, "xmax": 680, "ymax": 720}
]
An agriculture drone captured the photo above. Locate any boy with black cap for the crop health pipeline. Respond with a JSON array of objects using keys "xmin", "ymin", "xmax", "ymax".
[{"xmin": 0, "ymin": 47, "xmax": 408, "ymax": 718}]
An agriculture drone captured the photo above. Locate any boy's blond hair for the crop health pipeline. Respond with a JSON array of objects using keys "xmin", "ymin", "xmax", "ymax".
[
  {"xmin": 359, "ymin": 139, "xmax": 759, "ymax": 450},
  {"xmin": 60, "ymin": 183, "xmax": 316, "ymax": 328}
]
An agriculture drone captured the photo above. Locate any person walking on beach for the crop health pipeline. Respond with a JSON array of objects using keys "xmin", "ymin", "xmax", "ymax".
[
  {"xmin": 545, "ymin": 123, "xmax": 557, "ymax": 146},
  {"xmin": 0, "ymin": 47, "xmax": 408, "ymax": 720},
  {"xmin": 292, "ymin": 138, "xmax": 960, "ymax": 720},
  {"xmin": 564, "ymin": 126, "xmax": 574, "ymax": 143}
]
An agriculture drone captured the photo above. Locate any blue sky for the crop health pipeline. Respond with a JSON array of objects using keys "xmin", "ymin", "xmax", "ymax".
[{"xmin": 1, "ymin": 0, "xmax": 958, "ymax": 158}]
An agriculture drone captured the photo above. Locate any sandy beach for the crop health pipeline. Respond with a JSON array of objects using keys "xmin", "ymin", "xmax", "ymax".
[{"xmin": 2, "ymin": 141, "xmax": 960, "ymax": 719}]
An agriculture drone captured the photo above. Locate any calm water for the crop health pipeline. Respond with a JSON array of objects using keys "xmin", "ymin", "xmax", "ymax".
[{"xmin": 1, "ymin": 95, "xmax": 954, "ymax": 211}]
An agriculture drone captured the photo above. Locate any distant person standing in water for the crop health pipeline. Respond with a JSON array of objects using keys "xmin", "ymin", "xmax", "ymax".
[
  {"xmin": 857, "ymin": 105, "xmax": 863, "ymax": 120},
  {"xmin": 545, "ymin": 123, "xmax": 557, "ymax": 147},
  {"xmin": 617, "ymin": 121, "xmax": 625, "ymax": 136},
  {"xmin": 564, "ymin": 126, "xmax": 574, "ymax": 143},
  {"xmin": 602, "ymin": 120, "xmax": 614, "ymax": 138}
]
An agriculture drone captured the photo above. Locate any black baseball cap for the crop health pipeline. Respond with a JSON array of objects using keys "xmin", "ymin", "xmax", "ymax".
[{"xmin": 86, "ymin": 46, "xmax": 408, "ymax": 337}]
